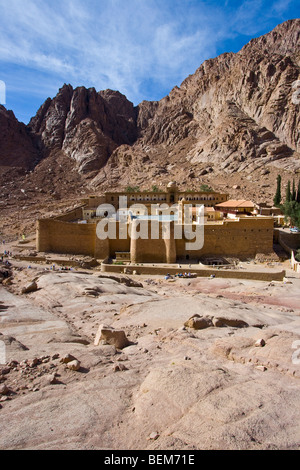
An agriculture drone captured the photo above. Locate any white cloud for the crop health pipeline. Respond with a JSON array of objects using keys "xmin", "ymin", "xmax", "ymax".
[
  {"xmin": 0, "ymin": 0, "xmax": 297, "ymax": 122},
  {"xmin": 0, "ymin": 0, "xmax": 224, "ymax": 103},
  {"xmin": 271, "ymin": 0, "xmax": 292, "ymax": 15}
]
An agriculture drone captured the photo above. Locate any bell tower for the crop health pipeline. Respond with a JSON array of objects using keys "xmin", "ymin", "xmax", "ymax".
[{"xmin": 166, "ymin": 181, "xmax": 178, "ymax": 204}]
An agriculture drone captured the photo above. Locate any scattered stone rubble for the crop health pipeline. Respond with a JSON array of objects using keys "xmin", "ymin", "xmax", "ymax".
[{"xmin": 0, "ymin": 352, "xmax": 84, "ymax": 403}]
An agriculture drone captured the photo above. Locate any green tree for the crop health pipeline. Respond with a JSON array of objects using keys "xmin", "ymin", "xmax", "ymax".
[
  {"xmin": 286, "ymin": 180, "xmax": 291, "ymax": 203},
  {"xmin": 297, "ymin": 180, "xmax": 300, "ymax": 204},
  {"xmin": 292, "ymin": 179, "xmax": 296, "ymax": 201},
  {"xmin": 273, "ymin": 174, "xmax": 281, "ymax": 207},
  {"xmin": 282, "ymin": 199, "xmax": 300, "ymax": 227},
  {"xmin": 281, "ymin": 179, "xmax": 300, "ymax": 227},
  {"xmin": 125, "ymin": 185, "xmax": 140, "ymax": 193},
  {"xmin": 200, "ymin": 184, "xmax": 213, "ymax": 192}
]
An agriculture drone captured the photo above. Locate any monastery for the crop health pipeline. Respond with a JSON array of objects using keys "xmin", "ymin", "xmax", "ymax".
[{"xmin": 36, "ymin": 182, "xmax": 275, "ymax": 264}]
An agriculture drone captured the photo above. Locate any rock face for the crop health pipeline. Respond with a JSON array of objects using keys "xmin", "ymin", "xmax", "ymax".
[
  {"xmin": 114, "ymin": 18, "xmax": 299, "ymax": 178},
  {"xmin": 0, "ymin": 19, "xmax": 299, "ymax": 201},
  {"xmin": 1, "ymin": 265, "xmax": 300, "ymax": 450},
  {"xmin": 28, "ymin": 86, "xmax": 137, "ymax": 173},
  {"xmin": 0, "ymin": 106, "xmax": 38, "ymax": 169}
]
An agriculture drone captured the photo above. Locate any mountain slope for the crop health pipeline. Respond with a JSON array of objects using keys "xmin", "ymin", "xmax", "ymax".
[
  {"xmin": 103, "ymin": 19, "xmax": 299, "ymax": 185},
  {"xmin": 0, "ymin": 105, "xmax": 39, "ymax": 169},
  {"xmin": 0, "ymin": 19, "xmax": 299, "ymax": 239}
]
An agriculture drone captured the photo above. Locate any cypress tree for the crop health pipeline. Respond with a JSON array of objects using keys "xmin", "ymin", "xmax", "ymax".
[
  {"xmin": 297, "ymin": 180, "xmax": 300, "ymax": 204},
  {"xmin": 273, "ymin": 174, "xmax": 281, "ymax": 207},
  {"xmin": 292, "ymin": 179, "xmax": 296, "ymax": 201},
  {"xmin": 286, "ymin": 180, "xmax": 291, "ymax": 203}
]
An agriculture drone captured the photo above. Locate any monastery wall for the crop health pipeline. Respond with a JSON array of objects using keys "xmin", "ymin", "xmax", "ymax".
[
  {"xmin": 54, "ymin": 206, "xmax": 84, "ymax": 222},
  {"xmin": 36, "ymin": 219, "xmax": 96, "ymax": 256},
  {"xmin": 130, "ymin": 220, "xmax": 176, "ymax": 263},
  {"xmin": 36, "ymin": 214, "xmax": 274, "ymax": 262},
  {"xmin": 109, "ymin": 235, "xmax": 131, "ymax": 256},
  {"xmin": 128, "ymin": 217, "xmax": 273, "ymax": 263},
  {"xmin": 175, "ymin": 217, "xmax": 274, "ymax": 260},
  {"xmin": 100, "ymin": 263, "xmax": 286, "ymax": 282},
  {"xmin": 81, "ymin": 196, "xmax": 106, "ymax": 209}
]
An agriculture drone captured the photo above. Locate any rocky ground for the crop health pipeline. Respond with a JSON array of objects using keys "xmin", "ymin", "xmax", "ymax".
[{"xmin": 0, "ymin": 248, "xmax": 300, "ymax": 450}]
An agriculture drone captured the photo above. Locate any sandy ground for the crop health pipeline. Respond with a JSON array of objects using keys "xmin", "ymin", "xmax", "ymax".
[{"xmin": 0, "ymin": 249, "xmax": 300, "ymax": 450}]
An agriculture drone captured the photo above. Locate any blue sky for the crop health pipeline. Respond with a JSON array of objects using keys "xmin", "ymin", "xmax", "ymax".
[{"xmin": 0, "ymin": 0, "xmax": 298, "ymax": 124}]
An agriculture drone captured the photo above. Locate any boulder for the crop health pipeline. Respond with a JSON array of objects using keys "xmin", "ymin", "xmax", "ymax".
[
  {"xmin": 113, "ymin": 363, "xmax": 128, "ymax": 372},
  {"xmin": 255, "ymin": 338, "xmax": 266, "ymax": 347},
  {"xmin": 21, "ymin": 281, "xmax": 38, "ymax": 294},
  {"xmin": 212, "ymin": 317, "xmax": 249, "ymax": 328},
  {"xmin": 184, "ymin": 315, "xmax": 213, "ymax": 330},
  {"xmin": 94, "ymin": 324, "xmax": 130, "ymax": 349},
  {"xmin": 66, "ymin": 360, "xmax": 81, "ymax": 371},
  {"xmin": 185, "ymin": 314, "xmax": 249, "ymax": 329},
  {"xmin": 0, "ymin": 269, "xmax": 12, "ymax": 283},
  {"xmin": 60, "ymin": 353, "xmax": 78, "ymax": 364},
  {"xmin": 0, "ymin": 384, "xmax": 9, "ymax": 395}
]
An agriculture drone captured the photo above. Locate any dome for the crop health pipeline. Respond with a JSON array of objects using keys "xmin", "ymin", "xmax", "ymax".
[{"xmin": 167, "ymin": 181, "xmax": 177, "ymax": 189}]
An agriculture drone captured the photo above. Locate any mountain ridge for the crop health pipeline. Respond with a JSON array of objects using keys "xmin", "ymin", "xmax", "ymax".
[{"xmin": 0, "ymin": 19, "xmax": 299, "ymax": 239}]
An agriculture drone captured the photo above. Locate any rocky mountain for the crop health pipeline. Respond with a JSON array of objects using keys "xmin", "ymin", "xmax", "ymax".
[
  {"xmin": 104, "ymin": 18, "xmax": 299, "ymax": 189},
  {"xmin": 0, "ymin": 19, "xmax": 299, "ymax": 238},
  {"xmin": 0, "ymin": 105, "xmax": 38, "ymax": 169},
  {"xmin": 28, "ymin": 86, "xmax": 137, "ymax": 173}
]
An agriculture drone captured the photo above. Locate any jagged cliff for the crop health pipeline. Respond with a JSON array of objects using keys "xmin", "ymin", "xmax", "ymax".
[
  {"xmin": 28, "ymin": 86, "xmax": 137, "ymax": 173},
  {"xmin": 0, "ymin": 19, "xmax": 299, "ymax": 217}
]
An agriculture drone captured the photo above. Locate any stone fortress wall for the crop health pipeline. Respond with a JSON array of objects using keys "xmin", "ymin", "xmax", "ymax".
[
  {"xmin": 36, "ymin": 195, "xmax": 274, "ymax": 263},
  {"xmin": 129, "ymin": 217, "xmax": 274, "ymax": 263}
]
